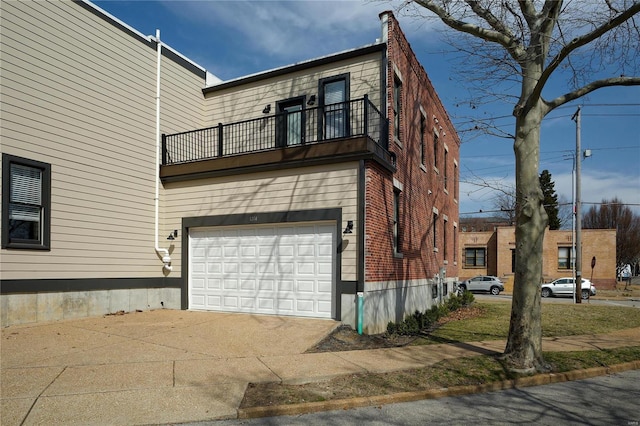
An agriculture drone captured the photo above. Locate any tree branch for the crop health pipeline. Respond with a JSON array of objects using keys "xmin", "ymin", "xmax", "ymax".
[
  {"xmin": 517, "ymin": 0, "xmax": 537, "ymax": 28},
  {"xmin": 536, "ymin": 2, "xmax": 640, "ymax": 108},
  {"xmin": 465, "ymin": 0, "xmax": 516, "ymax": 40},
  {"xmin": 546, "ymin": 76, "xmax": 640, "ymax": 110},
  {"xmin": 413, "ymin": 0, "xmax": 526, "ymax": 61}
]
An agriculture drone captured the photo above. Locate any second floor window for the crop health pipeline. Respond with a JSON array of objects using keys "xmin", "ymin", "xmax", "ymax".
[
  {"xmin": 276, "ymin": 98, "xmax": 304, "ymax": 147},
  {"xmin": 320, "ymin": 75, "xmax": 348, "ymax": 139}
]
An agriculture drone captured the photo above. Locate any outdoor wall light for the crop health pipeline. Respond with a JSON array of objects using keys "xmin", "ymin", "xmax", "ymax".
[
  {"xmin": 307, "ymin": 95, "xmax": 316, "ymax": 105},
  {"xmin": 167, "ymin": 229, "xmax": 178, "ymax": 240},
  {"xmin": 262, "ymin": 104, "xmax": 271, "ymax": 114},
  {"xmin": 343, "ymin": 220, "xmax": 354, "ymax": 234}
]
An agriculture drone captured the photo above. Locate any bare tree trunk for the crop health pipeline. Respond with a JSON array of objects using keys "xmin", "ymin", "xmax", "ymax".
[{"xmin": 502, "ymin": 85, "xmax": 550, "ymax": 373}]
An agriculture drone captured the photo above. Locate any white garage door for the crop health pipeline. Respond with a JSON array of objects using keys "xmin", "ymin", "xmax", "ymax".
[{"xmin": 189, "ymin": 222, "xmax": 335, "ymax": 318}]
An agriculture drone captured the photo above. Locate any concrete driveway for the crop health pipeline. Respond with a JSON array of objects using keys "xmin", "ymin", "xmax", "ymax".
[{"xmin": 1, "ymin": 309, "xmax": 338, "ymax": 425}]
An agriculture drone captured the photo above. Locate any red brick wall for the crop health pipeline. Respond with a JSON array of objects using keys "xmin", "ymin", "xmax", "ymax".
[{"xmin": 365, "ymin": 12, "xmax": 460, "ymax": 283}]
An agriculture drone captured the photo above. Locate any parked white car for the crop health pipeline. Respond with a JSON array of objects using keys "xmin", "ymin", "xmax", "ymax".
[
  {"xmin": 541, "ymin": 277, "xmax": 596, "ymax": 300},
  {"xmin": 458, "ymin": 276, "xmax": 504, "ymax": 295}
]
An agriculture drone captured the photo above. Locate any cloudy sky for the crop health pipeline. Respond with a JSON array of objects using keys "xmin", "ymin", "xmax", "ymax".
[{"xmin": 93, "ymin": 0, "xmax": 640, "ymax": 218}]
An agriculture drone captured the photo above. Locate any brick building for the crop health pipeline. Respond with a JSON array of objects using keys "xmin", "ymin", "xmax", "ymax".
[
  {"xmin": 459, "ymin": 226, "xmax": 617, "ymax": 290},
  {"xmin": 1, "ymin": 3, "xmax": 459, "ymax": 333}
]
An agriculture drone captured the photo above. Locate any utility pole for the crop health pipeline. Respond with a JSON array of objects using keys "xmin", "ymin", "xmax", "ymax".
[{"xmin": 572, "ymin": 107, "xmax": 582, "ymax": 303}]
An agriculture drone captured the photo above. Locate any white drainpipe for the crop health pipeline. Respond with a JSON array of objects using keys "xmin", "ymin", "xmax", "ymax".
[{"xmin": 153, "ymin": 29, "xmax": 172, "ymax": 272}]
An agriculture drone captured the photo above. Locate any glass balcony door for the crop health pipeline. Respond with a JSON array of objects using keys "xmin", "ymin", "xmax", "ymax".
[{"xmin": 276, "ymin": 99, "xmax": 304, "ymax": 147}]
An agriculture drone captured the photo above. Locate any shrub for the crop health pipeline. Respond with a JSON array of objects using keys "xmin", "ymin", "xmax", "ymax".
[{"xmin": 386, "ymin": 291, "xmax": 475, "ymax": 336}]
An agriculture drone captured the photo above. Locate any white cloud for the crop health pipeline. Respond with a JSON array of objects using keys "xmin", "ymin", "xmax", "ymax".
[
  {"xmin": 554, "ymin": 169, "xmax": 640, "ymax": 214},
  {"xmin": 163, "ymin": 0, "xmax": 442, "ymax": 65},
  {"xmin": 460, "ymin": 167, "xmax": 640, "ymax": 216}
]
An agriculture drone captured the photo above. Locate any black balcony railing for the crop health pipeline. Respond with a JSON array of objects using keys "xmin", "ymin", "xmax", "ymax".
[{"xmin": 162, "ymin": 95, "xmax": 388, "ymax": 165}]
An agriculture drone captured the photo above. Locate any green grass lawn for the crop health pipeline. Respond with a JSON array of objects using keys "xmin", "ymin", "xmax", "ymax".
[{"xmin": 422, "ymin": 301, "xmax": 640, "ymax": 344}]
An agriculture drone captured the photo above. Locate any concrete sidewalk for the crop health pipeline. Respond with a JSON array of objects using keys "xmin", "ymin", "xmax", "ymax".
[{"xmin": 2, "ymin": 310, "xmax": 639, "ymax": 425}]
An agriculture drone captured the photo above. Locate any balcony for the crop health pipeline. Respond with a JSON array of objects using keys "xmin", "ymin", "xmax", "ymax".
[{"xmin": 160, "ymin": 96, "xmax": 392, "ymax": 182}]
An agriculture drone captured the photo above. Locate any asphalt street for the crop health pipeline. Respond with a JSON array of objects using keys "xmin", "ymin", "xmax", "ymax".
[{"xmin": 203, "ymin": 369, "xmax": 640, "ymax": 426}]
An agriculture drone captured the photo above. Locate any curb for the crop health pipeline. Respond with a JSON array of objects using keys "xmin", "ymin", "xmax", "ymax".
[{"xmin": 237, "ymin": 360, "xmax": 640, "ymax": 419}]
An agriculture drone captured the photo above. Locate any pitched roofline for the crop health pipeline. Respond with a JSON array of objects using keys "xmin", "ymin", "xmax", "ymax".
[{"xmin": 202, "ymin": 43, "xmax": 386, "ymax": 94}]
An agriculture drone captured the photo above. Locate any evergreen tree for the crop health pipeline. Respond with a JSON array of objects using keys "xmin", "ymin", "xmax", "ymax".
[{"xmin": 539, "ymin": 170, "xmax": 560, "ymax": 230}]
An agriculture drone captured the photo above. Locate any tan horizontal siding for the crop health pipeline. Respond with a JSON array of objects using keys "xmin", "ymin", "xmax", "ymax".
[
  {"xmin": 164, "ymin": 163, "xmax": 359, "ymax": 280},
  {"xmin": 1, "ymin": 0, "xmax": 206, "ymax": 280},
  {"xmin": 203, "ymin": 53, "xmax": 382, "ymax": 125}
]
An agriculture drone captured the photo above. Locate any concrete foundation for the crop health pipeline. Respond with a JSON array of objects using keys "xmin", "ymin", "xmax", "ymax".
[
  {"xmin": 359, "ymin": 278, "xmax": 455, "ymax": 334},
  {"xmin": 1, "ymin": 288, "xmax": 181, "ymax": 327}
]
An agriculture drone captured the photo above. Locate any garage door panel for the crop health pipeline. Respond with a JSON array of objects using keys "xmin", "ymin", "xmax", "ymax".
[
  {"xmin": 297, "ymin": 280, "xmax": 315, "ymax": 293},
  {"xmin": 224, "ymin": 279, "xmax": 238, "ymax": 290},
  {"xmin": 241, "ymin": 263, "xmax": 257, "ymax": 274},
  {"xmin": 277, "ymin": 299, "xmax": 294, "ymax": 312},
  {"xmin": 241, "ymin": 279, "xmax": 256, "ymax": 291},
  {"xmin": 296, "ymin": 300, "xmax": 314, "ymax": 313},
  {"xmin": 192, "ymin": 294, "xmax": 205, "ymax": 307},
  {"xmin": 278, "ymin": 263, "xmax": 294, "ymax": 275},
  {"xmin": 318, "ymin": 262, "xmax": 332, "ymax": 274},
  {"xmin": 318, "ymin": 280, "xmax": 332, "ymax": 293},
  {"xmin": 189, "ymin": 222, "xmax": 334, "ymax": 318},
  {"xmin": 298, "ymin": 262, "xmax": 315, "ymax": 275},
  {"xmin": 279, "ymin": 280, "xmax": 294, "ymax": 292},
  {"xmin": 259, "ymin": 280, "xmax": 275, "ymax": 291},
  {"xmin": 207, "ymin": 295, "xmax": 221, "ymax": 307},
  {"xmin": 258, "ymin": 298, "xmax": 275, "ymax": 310},
  {"xmin": 207, "ymin": 279, "xmax": 221, "ymax": 290},
  {"xmin": 318, "ymin": 301, "xmax": 332, "ymax": 315},
  {"xmin": 207, "ymin": 262, "xmax": 222, "ymax": 274}
]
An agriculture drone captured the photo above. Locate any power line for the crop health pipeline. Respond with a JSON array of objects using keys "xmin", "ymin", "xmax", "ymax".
[{"xmin": 453, "ymin": 103, "xmax": 640, "ymax": 125}]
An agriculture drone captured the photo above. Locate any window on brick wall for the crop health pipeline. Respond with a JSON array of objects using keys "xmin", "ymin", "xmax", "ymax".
[
  {"xmin": 393, "ymin": 76, "xmax": 402, "ymax": 142},
  {"xmin": 393, "ymin": 189, "xmax": 401, "ymax": 255},
  {"xmin": 420, "ymin": 113, "xmax": 426, "ymax": 166},
  {"xmin": 465, "ymin": 248, "xmax": 486, "ymax": 267},
  {"xmin": 558, "ymin": 247, "xmax": 574, "ymax": 269},
  {"xmin": 444, "ymin": 149, "xmax": 448, "ymax": 189},
  {"xmin": 454, "ymin": 162, "xmax": 458, "ymax": 200},
  {"xmin": 433, "ymin": 132, "xmax": 439, "ymax": 170},
  {"xmin": 432, "ymin": 212, "xmax": 438, "ymax": 251},
  {"xmin": 453, "ymin": 225, "xmax": 458, "ymax": 263},
  {"xmin": 443, "ymin": 218, "xmax": 448, "ymax": 259}
]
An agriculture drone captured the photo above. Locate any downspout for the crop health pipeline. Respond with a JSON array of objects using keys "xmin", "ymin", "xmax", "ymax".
[{"xmin": 153, "ymin": 29, "xmax": 172, "ymax": 272}]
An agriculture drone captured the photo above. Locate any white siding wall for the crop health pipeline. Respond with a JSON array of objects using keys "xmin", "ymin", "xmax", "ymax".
[
  {"xmin": 164, "ymin": 163, "xmax": 359, "ymax": 281},
  {"xmin": 0, "ymin": 0, "xmax": 206, "ymax": 279}
]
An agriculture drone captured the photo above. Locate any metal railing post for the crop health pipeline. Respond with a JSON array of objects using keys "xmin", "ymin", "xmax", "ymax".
[
  {"xmin": 217, "ymin": 123, "xmax": 223, "ymax": 157},
  {"xmin": 363, "ymin": 95, "xmax": 369, "ymax": 138},
  {"xmin": 161, "ymin": 134, "xmax": 167, "ymax": 165}
]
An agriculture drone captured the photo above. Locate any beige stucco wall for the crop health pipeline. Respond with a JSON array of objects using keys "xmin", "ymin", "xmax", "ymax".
[{"xmin": 0, "ymin": 0, "xmax": 206, "ymax": 280}]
